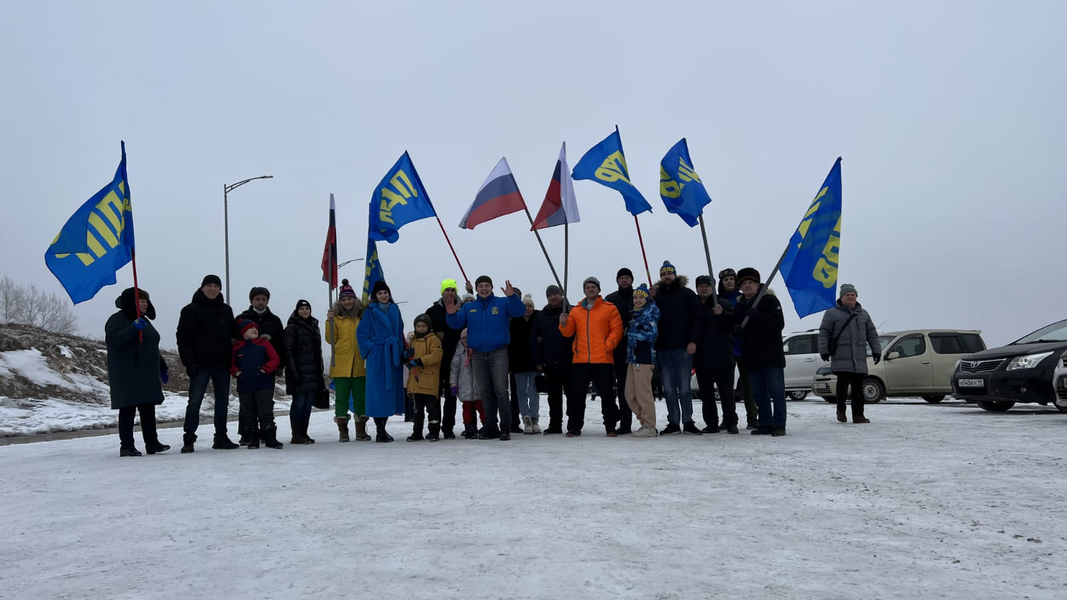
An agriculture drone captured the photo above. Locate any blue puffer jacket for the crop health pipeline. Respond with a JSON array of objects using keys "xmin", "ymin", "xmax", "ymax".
[
  {"xmin": 446, "ymin": 293, "xmax": 526, "ymax": 352},
  {"xmin": 627, "ymin": 301, "xmax": 660, "ymax": 365},
  {"xmin": 231, "ymin": 338, "xmax": 281, "ymax": 392}
]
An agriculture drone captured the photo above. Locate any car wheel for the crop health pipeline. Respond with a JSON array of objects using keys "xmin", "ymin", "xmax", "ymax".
[
  {"xmin": 788, "ymin": 391, "xmax": 808, "ymax": 401},
  {"xmin": 922, "ymin": 395, "xmax": 945, "ymax": 403},
  {"xmin": 862, "ymin": 377, "xmax": 885, "ymax": 403},
  {"xmin": 977, "ymin": 400, "xmax": 1015, "ymax": 412},
  {"xmin": 822, "ymin": 396, "xmax": 837, "ymax": 403}
]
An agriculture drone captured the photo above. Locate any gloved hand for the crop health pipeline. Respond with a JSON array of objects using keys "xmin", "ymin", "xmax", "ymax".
[
  {"xmin": 186, "ymin": 364, "xmax": 198, "ymax": 379},
  {"xmin": 132, "ymin": 318, "xmax": 147, "ymax": 330},
  {"xmin": 412, "ymin": 358, "xmax": 423, "ymax": 368},
  {"xmin": 160, "ymin": 369, "xmax": 169, "ymax": 384},
  {"xmin": 820, "ymin": 354, "xmax": 830, "ymax": 362},
  {"xmin": 403, "ymin": 347, "xmax": 415, "ymax": 360},
  {"xmin": 873, "ymin": 354, "xmax": 882, "ymax": 365},
  {"xmin": 450, "ymin": 385, "xmax": 458, "ymax": 396}
]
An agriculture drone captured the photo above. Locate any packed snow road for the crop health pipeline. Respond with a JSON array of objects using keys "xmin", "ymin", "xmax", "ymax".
[{"xmin": 1, "ymin": 399, "xmax": 1064, "ymax": 599}]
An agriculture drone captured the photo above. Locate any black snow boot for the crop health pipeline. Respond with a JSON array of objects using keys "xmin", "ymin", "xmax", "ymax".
[
  {"xmin": 146, "ymin": 441, "xmax": 171, "ymax": 454},
  {"xmin": 375, "ymin": 417, "xmax": 393, "ymax": 443},
  {"xmin": 180, "ymin": 433, "xmax": 196, "ymax": 454},
  {"xmin": 213, "ymin": 433, "xmax": 239, "ymax": 450},
  {"xmin": 427, "ymin": 424, "xmax": 440, "ymax": 442},
  {"xmin": 246, "ymin": 429, "xmax": 260, "ymax": 449},
  {"xmin": 119, "ymin": 445, "xmax": 142, "ymax": 457},
  {"xmin": 407, "ymin": 424, "xmax": 424, "ymax": 442},
  {"xmin": 263, "ymin": 426, "xmax": 284, "ymax": 449}
]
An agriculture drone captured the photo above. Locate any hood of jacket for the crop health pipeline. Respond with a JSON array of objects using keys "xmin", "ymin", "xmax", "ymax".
[{"xmin": 115, "ymin": 288, "xmax": 156, "ymax": 321}]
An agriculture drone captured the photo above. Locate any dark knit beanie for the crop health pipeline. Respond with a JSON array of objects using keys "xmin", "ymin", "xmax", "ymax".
[
  {"xmin": 237, "ymin": 319, "xmax": 258, "ymax": 337},
  {"xmin": 616, "ymin": 267, "xmax": 634, "ymax": 282},
  {"xmin": 475, "ymin": 275, "xmax": 493, "ymax": 288},
  {"xmin": 659, "ymin": 261, "xmax": 676, "ymax": 276},
  {"xmin": 201, "ymin": 274, "xmax": 222, "ymax": 288},
  {"xmin": 546, "ymin": 284, "xmax": 563, "ymax": 298},
  {"xmin": 295, "ymin": 299, "xmax": 311, "ymax": 310},
  {"xmin": 249, "ymin": 286, "xmax": 270, "ymax": 302},
  {"xmin": 371, "ymin": 280, "xmax": 391, "ymax": 298},
  {"xmin": 414, "ymin": 313, "xmax": 433, "ymax": 331},
  {"xmin": 583, "ymin": 276, "xmax": 600, "ymax": 291}
]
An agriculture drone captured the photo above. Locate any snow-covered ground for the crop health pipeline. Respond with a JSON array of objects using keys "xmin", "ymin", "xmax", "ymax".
[{"xmin": 1, "ymin": 399, "xmax": 1064, "ymax": 599}]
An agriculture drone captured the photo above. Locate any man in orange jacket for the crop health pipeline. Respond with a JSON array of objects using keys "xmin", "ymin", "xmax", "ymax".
[{"xmin": 559, "ymin": 276, "xmax": 624, "ymax": 437}]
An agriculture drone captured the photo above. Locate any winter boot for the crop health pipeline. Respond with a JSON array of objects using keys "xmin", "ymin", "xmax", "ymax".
[
  {"xmin": 427, "ymin": 424, "xmax": 441, "ymax": 442},
  {"xmin": 336, "ymin": 416, "xmax": 351, "ymax": 442},
  {"xmin": 180, "ymin": 433, "xmax": 196, "ymax": 454},
  {"xmin": 462, "ymin": 423, "xmax": 477, "ymax": 439},
  {"xmin": 522, "ymin": 416, "xmax": 533, "ymax": 434},
  {"xmin": 212, "ymin": 433, "xmax": 239, "ymax": 450},
  {"xmin": 355, "ymin": 416, "xmax": 372, "ymax": 441},
  {"xmin": 145, "ymin": 441, "xmax": 171, "ymax": 454},
  {"xmin": 531, "ymin": 418, "xmax": 542, "ymax": 434},
  {"xmin": 119, "ymin": 445, "xmax": 143, "ymax": 457},
  {"xmin": 407, "ymin": 422, "xmax": 425, "ymax": 442},
  {"xmin": 374, "ymin": 417, "xmax": 393, "ymax": 443},
  {"xmin": 290, "ymin": 420, "xmax": 309, "ymax": 445},
  {"xmin": 443, "ymin": 428, "xmax": 456, "ymax": 440},
  {"xmin": 263, "ymin": 426, "xmax": 284, "ymax": 449},
  {"xmin": 854, "ymin": 416, "xmax": 871, "ymax": 424},
  {"xmin": 246, "ymin": 429, "xmax": 260, "ymax": 449},
  {"xmin": 682, "ymin": 422, "xmax": 703, "ymax": 435},
  {"xmin": 660, "ymin": 422, "xmax": 682, "ymax": 435},
  {"xmin": 499, "ymin": 426, "xmax": 511, "ymax": 441},
  {"xmin": 836, "ymin": 405, "xmax": 847, "ymax": 423}
]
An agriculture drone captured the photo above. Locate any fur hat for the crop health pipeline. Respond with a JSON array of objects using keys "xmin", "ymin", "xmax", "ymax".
[
  {"xmin": 695, "ymin": 275, "xmax": 713, "ymax": 287},
  {"xmin": 583, "ymin": 276, "xmax": 600, "ymax": 291},
  {"xmin": 237, "ymin": 319, "xmax": 258, "ymax": 337},
  {"xmin": 371, "ymin": 279, "xmax": 391, "ymax": 298},
  {"xmin": 718, "ymin": 268, "xmax": 736, "ymax": 280},
  {"xmin": 475, "ymin": 275, "xmax": 493, "ymax": 288},
  {"xmin": 839, "ymin": 283, "xmax": 858, "ymax": 298},
  {"xmin": 249, "ymin": 286, "xmax": 270, "ymax": 302},
  {"xmin": 616, "ymin": 267, "xmax": 634, "ymax": 282},
  {"xmin": 339, "ymin": 278, "xmax": 357, "ymax": 299},
  {"xmin": 201, "ymin": 274, "xmax": 222, "ymax": 288},
  {"xmin": 116, "ymin": 287, "xmax": 156, "ymax": 321},
  {"xmin": 659, "ymin": 261, "xmax": 676, "ymax": 276},
  {"xmin": 736, "ymin": 267, "xmax": 761, "ymax": 286},
  {"xmin": 546, "ymin": 284, "xmax": 563, "ymax": 298},
  {"xmin": 440, "ymin": 279, "xmax": 458, "ymax": 295}
]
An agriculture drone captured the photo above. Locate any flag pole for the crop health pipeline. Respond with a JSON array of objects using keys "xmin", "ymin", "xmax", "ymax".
[
  {"xmin": 131, "ymin": 249, "xmax": 143, "ymax": 344},
  {"xmin": 434, "ymin": 216, "xmax": 470, "ymax": 288},
  {"xmin": 563, "ymin": 222, "xmax": 569, "ymax": 303},
  {"xmin": 697, "ymin": 215, "xmax": 719, "ymax": 307},
  {"xmin": 328, "ymin": 277, "xmax": 336, "ymax": 368},
  {"xmin": 634, "ymin": 215, "xmax": 652, "ymax": 286},
  {"xmin": 738, "ymin": 246, "xmax": 789, "ymax": 329},
  {"xmin": 522, "ymin": 208, "xmax": 562, "ymax": 291}
]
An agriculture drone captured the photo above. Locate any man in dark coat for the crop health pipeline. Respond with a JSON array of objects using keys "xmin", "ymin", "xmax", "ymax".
[
  {"xmin": 105, "ymin": 287, "xmax": 169, "ymax": 457},
  {"xmin": 694, "ymin": 275, "xmax": 738, "ymax": 434},
  {"xmin": 425, "ymin": 278, "xmax": 464, "ymax": 439},
  {"xmin": 719, "ymin": 267, "xmax": 758, "ymax": 429},
  {"xmin": 652, "ymin": 260, "xmax": 704, "ymax": 435},
  {"xmin": 235, "ymin": 286, "xmax": 286, "ymax": 444},
  {"xmin": 733, "ymin": 267, "xmax": 788, "ymax": 436},
  {"xmin": 605, "ymin": 267, "xmax": 635, "ymax": 435},
  {"xmin": 530, "ymin": 285, "xmax": 575, "ymax": 434},
  {"xmin": 176, "ymin": 274, "xmax": 239, "ymax": 453}
]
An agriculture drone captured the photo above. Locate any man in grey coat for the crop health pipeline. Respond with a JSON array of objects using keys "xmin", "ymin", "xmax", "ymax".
[{"xmin": 818, "ymin": 284, "xmax": 881, "ymax": 424}]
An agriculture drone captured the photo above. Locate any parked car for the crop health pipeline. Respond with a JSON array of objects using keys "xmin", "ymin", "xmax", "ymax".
[
  {"xmin": 812, "ymin": 329, "xmax": 985, "ymax": 403},
  {"xmin": 692, "ymin": 331, "xmax": 827, "ymax": 401},
  {"xmin": 951, "ymin": 319, "xmax": 1067, "ymax": 412}
]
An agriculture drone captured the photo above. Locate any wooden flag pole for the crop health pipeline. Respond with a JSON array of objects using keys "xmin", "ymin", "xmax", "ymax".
[
  {"xmin": 697, "ymin": 215, "xmax": 719, "ymax": 307},
  {"xmin": 634, "ymin": 215, "xmax": 652, "ymax": 286},
  {"xmin": 522, "ymin": 208, "xmax": 562, "ymax": 291},
  {"xmin": 434, "ymin": 216, "xmax": 470, "ymax": 289}
]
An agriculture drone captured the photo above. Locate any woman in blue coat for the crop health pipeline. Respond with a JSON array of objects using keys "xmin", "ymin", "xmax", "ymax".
[{"xmin": 357, "ymin": 280, "xmax": 405, "ymax": 442}]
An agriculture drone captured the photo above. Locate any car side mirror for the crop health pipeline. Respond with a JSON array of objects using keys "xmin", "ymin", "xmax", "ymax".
[{"xmin": 886, "ymin": 350, "xmax": 901, "ymax": 361}]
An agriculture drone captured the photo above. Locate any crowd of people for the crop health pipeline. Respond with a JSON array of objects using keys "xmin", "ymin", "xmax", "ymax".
[{"xmin": 103, "ymin": 262, "xmax": 882, "ymax": 456}]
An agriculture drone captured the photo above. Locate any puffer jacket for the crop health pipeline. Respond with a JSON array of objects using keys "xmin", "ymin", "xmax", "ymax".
[
  {"xmin": 626, "ymin": 301, "xmax": 660, "ymax": 365},
  {"xmin": 818, "ymin": 301, "xmax": 881, "ymax": 374},
  {"xmin": 284, "ymin": 312, "xmax": 326, "ymax": 395},
  {"xmin": 325, "ymin": 301, "xmax": 366, "ymax": 378},
  {"xmin": 559, "ymin": 296, "xmax": 624, "ymax": 364},
  {"xmin": 449, "ymin": 339, "xmax": 479, "ymax": 402},
  {"xmin": 733, "ymin": 286, "xmax": 786, "ymax": 369},
  {"xmin": 445, "ymin": 293, "xmax": 526, "ymax": 352},
  {"xmin": 176, "ymin": 289, "xmax": 238, "ymax": 369},
  {"xmin": 406, "ymin": 333, "xmax": 443, "ymax": 396},
  {"xmin": 236, "ymin": 306, "xmax": 287, "ymax": 372},
  {"xmin": 231, "ymin": 337, "xmax": 281, "ymax": 392},
  {"xmin": 651, "ymin": 276, "xmax": 703, "ymax": 350}
]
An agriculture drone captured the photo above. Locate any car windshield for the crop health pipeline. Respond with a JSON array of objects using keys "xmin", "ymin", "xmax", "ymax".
[
  {"xmin": 1012, "ymin": 321, "xmax": 1067, "ymax": 345},
  {"xmin": 872, "ymin": 335, "xmax": 896, "ymax": 356}
]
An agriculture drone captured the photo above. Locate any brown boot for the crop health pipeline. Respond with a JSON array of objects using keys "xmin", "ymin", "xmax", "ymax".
[
  {"xmin": 336, "ymin": 416, "xmax": 350, "ymax": 442},
  {"xmin": 836, "ymin": 405, "xmax": 847, "ymax": 423},
  {"xmin": 355, "ymin": 416, "xmax": 372, "ymax": 441},
  {"xmin": 853, "ymin": 416, "xmax": 871, "ymax": 424}
]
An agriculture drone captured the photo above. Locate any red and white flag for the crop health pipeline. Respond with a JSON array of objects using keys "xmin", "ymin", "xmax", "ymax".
[{"xmin": 531, "ymin": 142, "xmax": 580, "ymax": 230}]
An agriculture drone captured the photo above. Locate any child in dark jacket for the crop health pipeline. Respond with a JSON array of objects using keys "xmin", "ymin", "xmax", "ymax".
[{"xmin": 232, "ymin": 319, "xmax": 282, "ymax": 449}]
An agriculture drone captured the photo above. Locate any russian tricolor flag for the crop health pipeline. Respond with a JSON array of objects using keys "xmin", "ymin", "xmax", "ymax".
[
  {"xmin": 459, "ymin": 158, "xmax": 527, "ymax": 230},
  {"xmin": 531, "ymin": 142, "xmax": 580, "ymax": 230}
]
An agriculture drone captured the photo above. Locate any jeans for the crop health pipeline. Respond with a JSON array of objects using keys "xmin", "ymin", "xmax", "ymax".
[
  {"xmin": 748, "ymin": 365, "xmax": 787, "ymax": 428},
  {"xmin": 659, "ymin": 348, "xmax": 694, "ymax": 425},
  {"xmin": 118, "ymin": 403, "xmax": 158, "ymax": 448},
  {"xmin": 290, "ymin": 392, "xmax": 314, "ymax": 424},
  {"xmin": 184, "ymin": 366, "xmax": 231, "ymax": 437},
  {"xmin": 569, "ymin": 363, "xmax": 619, "ymax": 433},
  {"xmin": 514, "ymin": 372, "xmax": 539, "ymax": 419},
  {"xmin": 834, "ymin": 371, "xmax": 866, "ymax": 418},
  {"xmin": 542, "ymin": 363, "xmax": 573, "ymax": 431},
  {"xmin": 473, "ymin": 348, "xmax": 511, "ymax": 433},
  {"xmin": 696, "ymin": 367, "xmax": 737, "ymax": 428}
]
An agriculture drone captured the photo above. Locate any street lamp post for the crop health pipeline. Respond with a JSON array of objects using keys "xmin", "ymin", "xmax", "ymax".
[
  {"xmin": 338, "ymin": 258, "xmax": 363, "ymax": 269},
  {"xmin": 224, "ymin": 175, "xmax": 273, "ymax": 301}
]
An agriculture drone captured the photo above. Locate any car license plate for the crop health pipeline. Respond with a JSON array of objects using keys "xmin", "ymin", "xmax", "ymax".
[{"xmin": 957, "ymin": 378, "xmax": 984, "ymax": 388}]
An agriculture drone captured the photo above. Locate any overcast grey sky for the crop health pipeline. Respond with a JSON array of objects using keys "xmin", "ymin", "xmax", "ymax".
[{"xmin": 2, "ymin": 0, "xmax": 1064, "ymax": 350}]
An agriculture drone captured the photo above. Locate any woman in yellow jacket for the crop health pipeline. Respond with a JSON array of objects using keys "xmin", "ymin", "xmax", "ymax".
[
  {"xmin": 404, "ymin": 314, "xmax": 444, "ymax": 441},
  {"xmin": 325, "ymin": 280, "xmax": 368, "ymax": 441}
]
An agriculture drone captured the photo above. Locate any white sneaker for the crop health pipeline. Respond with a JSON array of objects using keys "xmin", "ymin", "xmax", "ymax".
[
  {"xmin": 531, "ymin": 418, "xmax": 542, "ymax": 434},
  {"xmin": 632, "ymin": 426, "xmax": 655, "ymax": 438}
]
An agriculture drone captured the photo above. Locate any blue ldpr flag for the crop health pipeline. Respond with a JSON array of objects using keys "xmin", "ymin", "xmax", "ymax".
[
  {"xmin": 659, "ymin": 138, "xmax": 712, "ymax": 227},
  {"xmin": 368, "ymin": 151, "xmax": 437, "ymax": 243},
  {"xmin": 44, "ymin": 142, "xmax": 135, "ymax": 304},
  {"xmin": 779, "ymin": 158, "xmax": 843, "ymax": 318},
  {"xmin": 362, "ymin": 231, "xmax": 386, "ymax": 303},
  {"xmin": 572, "ymin": 127, "xmax": 652, "ymax": 216}
]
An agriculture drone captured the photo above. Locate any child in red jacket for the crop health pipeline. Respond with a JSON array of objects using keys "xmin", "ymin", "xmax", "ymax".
[{"xmin": 232, "ymin": 320, "xmax": 282, "ymax": 449}]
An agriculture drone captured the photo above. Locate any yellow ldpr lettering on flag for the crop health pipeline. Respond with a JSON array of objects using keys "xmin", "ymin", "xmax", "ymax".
[
  {"xmin": 594, "ymin": 151, "xmax": 632, "ymax": 184},
  {"xmin": 795, "ymin": 186, "xmax": 829, "ymax": 242},
  {"xmin": 379, "ymin": 170, "xmax": 418, "ymax": 225},
  {"xmin": 660, "ymin": 167, "xmax": 681, "ymax": 199},
  {"xmin": 813, "ymin": 216, "xmax": 841, "ymax": 288},
  {"xmin": 52, "ymin": 188, "xmax": 129, "ymax": 267},
  {"xmin": 676, "ymin": 158, "xmax": 700, "ymax": 184}
]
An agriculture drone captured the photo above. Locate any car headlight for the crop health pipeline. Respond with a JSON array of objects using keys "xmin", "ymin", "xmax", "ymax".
[
  {"xmin": 1006, "ymin": 351, "xmax": 1054, "ymax": 371},
  {"xmin": 816, "ymin": 366, "xmax": 832, "ymax": 376}
]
